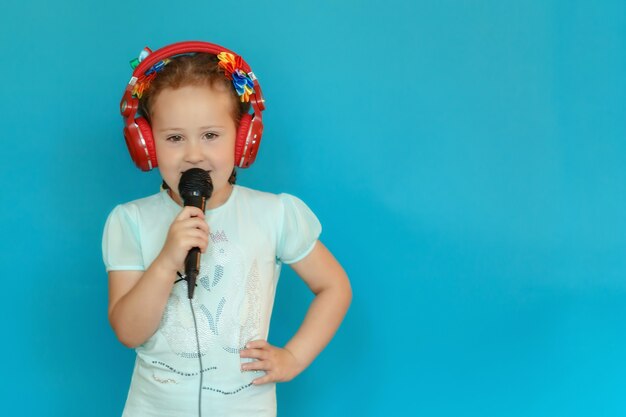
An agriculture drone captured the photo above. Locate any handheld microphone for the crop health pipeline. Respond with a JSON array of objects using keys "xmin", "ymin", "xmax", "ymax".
[{"xmin": 178, "ymin": 168, "xmax": 213, "ymax": 299}]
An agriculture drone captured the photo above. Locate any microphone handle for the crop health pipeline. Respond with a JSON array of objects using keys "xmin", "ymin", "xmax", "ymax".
[
  {"xmin": 185, "ymin": 247, "xmax": 201, "ymax": 299},
  {"xmin": 183, "ymin": 195, "xmax": 206, "ymax": 299}
]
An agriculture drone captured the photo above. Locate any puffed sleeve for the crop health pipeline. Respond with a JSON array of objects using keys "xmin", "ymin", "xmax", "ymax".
[
  {"xmin": 102, "ymin": 205, "xmax": 145, "ymax": 271},
  {"xmin": 276, "ymin": 194, "xmax": 322, "ymax": 264}
]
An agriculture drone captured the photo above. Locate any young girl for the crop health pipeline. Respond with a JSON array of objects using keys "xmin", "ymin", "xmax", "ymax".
[{"xmin": 102, "ymin": 41, "xmax": 351, "ymax": 416}]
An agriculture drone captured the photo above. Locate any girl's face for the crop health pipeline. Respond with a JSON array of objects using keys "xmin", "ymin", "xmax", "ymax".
[{"xmin": 150, "ymin": 84, "xmax": 237, "ymax": 207}]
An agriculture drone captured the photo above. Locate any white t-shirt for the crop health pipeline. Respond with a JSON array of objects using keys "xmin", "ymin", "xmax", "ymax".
[{"xmin": 102, "ymin": 185, "xmax": 321, "ymax": 417}]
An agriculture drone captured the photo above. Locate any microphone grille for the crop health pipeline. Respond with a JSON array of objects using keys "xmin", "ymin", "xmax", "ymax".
[{"xmin": 178, "ymin": 168, "xmax": 213, "ymax": 199}]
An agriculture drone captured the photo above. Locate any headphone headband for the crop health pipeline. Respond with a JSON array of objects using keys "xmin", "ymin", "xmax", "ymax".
[{"xmin": 133, "ymin": 41, "xmax": 248, "ymax": 79}]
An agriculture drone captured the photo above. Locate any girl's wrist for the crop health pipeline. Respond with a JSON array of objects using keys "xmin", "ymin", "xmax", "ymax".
[
  {"xmin": 283, "ymin": 345, "xmax": 308, "ymax": 375},
  {"xmin": 150, "ymin": 254, "xmax": 181, "ymax": 282}
]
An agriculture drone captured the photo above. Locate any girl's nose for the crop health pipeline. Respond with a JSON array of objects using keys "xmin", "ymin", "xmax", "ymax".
[{"xmin": 184, "ymin": 140, "xmax": 204, "ymax": 164}]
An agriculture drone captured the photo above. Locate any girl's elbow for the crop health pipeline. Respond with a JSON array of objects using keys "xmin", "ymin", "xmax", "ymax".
[
  {"xmin": 343, "ymin": 278, "xmax": 353, "ymax": 307},
  {"xmin": 109, "ymin": 315, "xmax": 143, "ymax": 348},
  {"xmin": 114, "ymin": 328, "xmax": 143, "ymax": 349},
  {"xmin": 332, "ymin": 272, "xmax": 352, "ymax": 309}
]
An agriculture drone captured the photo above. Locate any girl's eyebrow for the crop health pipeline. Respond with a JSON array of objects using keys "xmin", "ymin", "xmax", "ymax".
[
  {"xmin": 156, "ymin": 127, "xmax": 184, "ymax": 133},
  {"xmin": 157, "ymin": 125, "xmax": 226, "ymax": 132}
]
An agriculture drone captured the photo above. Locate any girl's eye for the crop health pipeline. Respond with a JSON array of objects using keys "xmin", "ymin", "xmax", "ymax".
[
  {"xmin": 203, "ymin": 132, "xmax": 218, "ymax": 141},
  {"xmin": 166, "ymin": 135, "xmax": 184, "ymax": 142}
]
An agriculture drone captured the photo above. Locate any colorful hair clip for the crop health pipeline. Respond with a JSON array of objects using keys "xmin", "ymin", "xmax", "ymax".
[
  {"xmin": 217, "ymin": 52, "xmax": 255, "ymax": 102},
  {"xmin": 232, "ymin": 69, "xmax": 254, "ymax": 102},
  {"xmin": 145, "ymin": 59, "xmax": 170, "ymax": 76},
  {"xmin": 129, "ymin": 47, "xmax": 172, "ymax": 98},
  {"xmin": 132, "ymin": 72, "xmax": 157, "ymax": 98},
  {"xmin": 130, "ymin": 47, "xmax": 152, "ymax": 70}
]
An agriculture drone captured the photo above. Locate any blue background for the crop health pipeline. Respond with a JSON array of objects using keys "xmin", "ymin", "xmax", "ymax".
[{"xmin": 1, "ymin": 0, "xmax": 625, "ymax": 415}]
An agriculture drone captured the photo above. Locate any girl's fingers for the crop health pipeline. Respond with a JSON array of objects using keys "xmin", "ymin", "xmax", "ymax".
[
  {"xmin": 171, "ymin": 224, "xmax": 208, "ymax": 239},
  {"xmin": 176, "ymin": 206, "xmax": 206, "ymax": 221},
  {"xmin": 181, "ymin": 238, "xmax": 208, "ymax": 252},
  {"xmin": 245, "ymin": 340, "xmax": 268, "ymax": 349},
  {"xmin": 166, "ymin": 229, "xmax": 208, "ymax": 254},
  {"xmin": 240, "ymin": 348, "xmax": 269, "ymax": 361},
  {"xmin": 242, "ymin": 360, "xmax": 267, "ymax": 372},
  {"xmin": 171, "ymin": 220, "xmax": 209, "ymax": 238},
  {"xmin": 252, "ymin": 374, "xmax": 273, "ymax": 385},
  {"xmin": 177, "ymin": 217, "xmax": 209, "ymax": 230}
]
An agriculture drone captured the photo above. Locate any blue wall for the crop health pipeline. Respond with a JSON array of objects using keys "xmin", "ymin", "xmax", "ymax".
[{"xmin": 1, "ymin": 1, "xmax": 625, "ymax": 415}]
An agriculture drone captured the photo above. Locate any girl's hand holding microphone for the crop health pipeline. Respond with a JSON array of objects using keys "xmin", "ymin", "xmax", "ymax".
[{"xmin": 158, "ymin": 206, "xmax": 209, "ymax": 273}]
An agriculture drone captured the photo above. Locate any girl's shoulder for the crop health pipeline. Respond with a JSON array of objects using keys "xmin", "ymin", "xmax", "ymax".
[
  {"xmin": 234, "ymin": 185, "xmax": 319, "ymax": 228},
  {"xmin": 107, "ymin": 190, "xmax": 177, "ymax": 221},
  {"xmin": 235, "ymin": 185, "xmax": 281, "ymax": 202},
  {"xmin": 234, "ymin": 185, "xmax": 310, "ymax": 211},
  {"xmin": 118, "ymin": 190, "xmax": 167, "ymax": 208}
]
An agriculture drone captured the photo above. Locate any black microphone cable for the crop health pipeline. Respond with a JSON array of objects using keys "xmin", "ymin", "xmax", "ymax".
[
  {"xmin": 177, "ymin": 271, "xmax": 204, "ymax": 417},
  {"xmin": 190, "ymin": 297, "xmax": 203, "ymax": 417}
]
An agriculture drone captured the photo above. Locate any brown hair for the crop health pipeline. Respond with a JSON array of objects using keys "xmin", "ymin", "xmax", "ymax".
[
  {"xmin": 139, "ymin": 53, "xmax": 249, "ymax": 186},
  {"xmin": 138, "ymin": 53, "xmax": 250, "ymax": 123}
]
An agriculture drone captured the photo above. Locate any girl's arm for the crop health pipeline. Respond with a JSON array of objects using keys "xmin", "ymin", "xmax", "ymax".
[
  {"xmin": 108, "ymin": 206, "xmax": 209, "ymax": 348},
  {"xmin": 108, "ymin": 260, "xmax": 177, "ymax": 348},
  {"xmin": 240, "ymin": 240, "xmax": 352, "ymax": 383}
]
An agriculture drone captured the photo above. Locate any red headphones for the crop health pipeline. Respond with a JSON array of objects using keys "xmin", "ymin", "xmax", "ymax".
[{"xmin": 120, "ymin": 41, "xmax": 266, "ymax": 171}]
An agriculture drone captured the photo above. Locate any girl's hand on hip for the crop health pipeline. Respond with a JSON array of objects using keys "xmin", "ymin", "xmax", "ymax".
[
  {"xmin": 240, "ymin": 340, "xmax": 304, "ymax": 385},
  {"xmin": 159, "ymin": 206, "xmax": 209, "ymax": 272}
]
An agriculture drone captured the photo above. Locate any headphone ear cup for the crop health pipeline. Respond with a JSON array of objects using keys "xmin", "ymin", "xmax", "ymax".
[
  {"xmin": 134, "ymin": 117, "xmax": 158, "ymax": 171},
  {"xmin": 124, "ymin": 117, "xmax": 156, "ymax": 172},
  {"xmin": 234, "ymin": 114, "xmax": 253, "ymax": 167}
]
